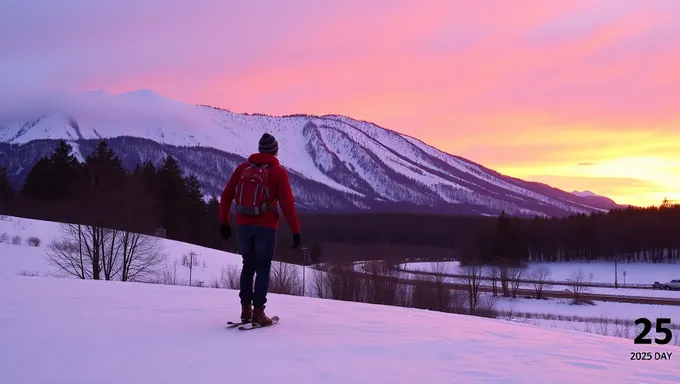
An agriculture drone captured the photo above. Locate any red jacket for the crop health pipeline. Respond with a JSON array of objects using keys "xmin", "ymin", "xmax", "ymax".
[{"xmin": 219, "ymin": 153, "xmax": 301, "ymax": 234}]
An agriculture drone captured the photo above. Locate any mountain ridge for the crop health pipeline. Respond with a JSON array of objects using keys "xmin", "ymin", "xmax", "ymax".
[{"xmin": 0, "ymin": 89, "xmax": 623, "ymax": 217}]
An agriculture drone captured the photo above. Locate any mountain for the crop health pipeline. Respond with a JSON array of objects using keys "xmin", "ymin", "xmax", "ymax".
[
  {"xmin": 571, "ymin": 190, "xmax": 598, "ymax": 198},
  {"xmin": 571, "ymin": 190, "xmax": 620, "ymax": 209},
  {"xmin": 0, "ymin": 89, "xmax": 621, "ymax": 217}
]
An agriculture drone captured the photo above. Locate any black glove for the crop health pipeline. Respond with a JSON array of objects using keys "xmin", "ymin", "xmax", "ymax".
[
  {"xmin": 220, "ymin": 224, "xmax": 231, "ymax": 240},
  {"xmin": 292, "ymin": 233, "xmax": 301, "ymax": 249}
]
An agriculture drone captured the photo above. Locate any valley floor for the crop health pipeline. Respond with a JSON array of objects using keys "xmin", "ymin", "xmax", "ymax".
[{"xmin": 1, "ymin": 274, "xmax": 678, "ymax": 384}]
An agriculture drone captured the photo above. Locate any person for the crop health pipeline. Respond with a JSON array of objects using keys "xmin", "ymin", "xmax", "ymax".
[{"xmin": 219, "ymin": 133, "xmax": 301, "ymax": 325}]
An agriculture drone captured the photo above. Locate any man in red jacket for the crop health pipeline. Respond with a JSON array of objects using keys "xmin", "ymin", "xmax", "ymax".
[{"xmin": 219, "ymin": 133, "xmax": 301, "ymax": 326}]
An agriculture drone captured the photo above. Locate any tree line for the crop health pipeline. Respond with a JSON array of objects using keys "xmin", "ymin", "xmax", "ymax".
[{"xmin": 1, "ymin": 139, "xmax": 679, "ymax": 265}]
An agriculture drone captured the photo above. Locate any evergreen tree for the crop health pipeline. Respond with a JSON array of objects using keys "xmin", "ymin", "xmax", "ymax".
[
  {"xmin": 21, "ymin": 140, "xmax": 82, "ymax": 201},
  {"xmin": 184, "ymin": 174, "xmax": 207, "ymax": 245},
  {"xmin": 81, "ymin": 140, "xmax": 127, "ymax": 225},
  {"xmin": 156, "ymin": 156, "xmax": 188, "ymax": 240},
  {"xmin": 49, "ymin": 140, "xmax": 82, "ymax": 200},
  {"xmin": 205, "ymin": 194, "xmax": 222, "ymax": 248},
  {"xmin": 21, "ymin": 156, "xmax": 51, "ymax": 200},
  {"xmin": 0, "ymin": 166, "xmax": 14, "ymax": 213}
]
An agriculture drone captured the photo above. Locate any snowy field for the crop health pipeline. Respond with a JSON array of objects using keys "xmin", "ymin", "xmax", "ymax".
[
  {"xmin": 1, "ymin": 274, "xmax": 678, "ymax": 384},
  {"xmin": 393, "ymin": 269, "xmax": 680, "ymax": 298},
  {"xmin": 0, "ymin": 214, "xmax": 309, "ymax": 290},
  {"xmin": 492, "ymin": 296, "xmax": 680, "ymax": 325},
  {"xmin": 402, "ymin": 260, "xmax": 680, "ymax": 285},
  {"xmin": 2, "ymin": 214, "xmax": 680, "ymax": 346},
  {"xmin": 399, "ymin": 261, "xmax": 680, "ymax": 298}
]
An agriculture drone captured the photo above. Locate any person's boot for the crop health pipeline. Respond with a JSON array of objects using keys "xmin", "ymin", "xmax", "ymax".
[
  {"xmin": 251, "ymin": 306, "xmax": 273, "ymax": 326},
  {"xmin": 240, "ymin": 302, "xmax": 253, "ymax": 322}
]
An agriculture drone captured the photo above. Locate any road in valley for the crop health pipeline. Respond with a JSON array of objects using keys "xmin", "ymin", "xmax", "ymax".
[{"xmin": 321, "ymin": 262, "xmax": 680, "ymax": 306}]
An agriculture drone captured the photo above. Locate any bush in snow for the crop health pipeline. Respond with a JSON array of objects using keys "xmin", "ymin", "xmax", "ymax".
[
  {"xmin": 11, "ymin": 235, "xmax": 21, "ymax": 245},
  {"xmin": 27, "ymin": 237, "xmax": 41, "ymax": 247},
  {"xmin": 16, "ymin": 270, "xmax": 40, "ymax": 277},
  {"xmin": 218, "ymin": 265, "xmax": 240, "ymax": 289},
  {"xmin": 0, "ymin": 232, "xmax": 9, "ymax": 243}
]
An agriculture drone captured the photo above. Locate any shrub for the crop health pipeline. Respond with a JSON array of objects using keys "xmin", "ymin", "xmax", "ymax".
[
  {"xmin": 27, "ymin": 237, "xmax": 41, "ymax": 247},
  {"xmin": 220, "ymin": 265, "xmax": 240, "ymax": 289},
  {"xmin": 17, "ymin": 270, "xmax": 40, "ymax": 277}
]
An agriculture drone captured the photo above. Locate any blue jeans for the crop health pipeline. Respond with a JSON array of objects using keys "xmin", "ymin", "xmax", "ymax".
[{"xmin": 237, "ymin": 225, "xmax": 277, "ymax": 308}]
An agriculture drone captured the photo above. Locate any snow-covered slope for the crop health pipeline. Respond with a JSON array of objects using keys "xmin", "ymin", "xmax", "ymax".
[
  {"xmin": 0, "ymin": 89, "xmax": 621, "ymax": 217},
  {"xmin": 572, "ymin": 190, "xmax": 599, "ymax": 198},
  {"xmin": 1, "ymin": 214, "xmax": 679, "ymax": 382},
  {"xmin": 571, "ymin": 190, "xmax": 620, "ymax": 209},
  {"xmin": 0, "ymin": 214, "xmax": 307, "ymax": 288},
  {"xmin": 1, "ymin": 274, "xmax": 678, "ymax": 384}
]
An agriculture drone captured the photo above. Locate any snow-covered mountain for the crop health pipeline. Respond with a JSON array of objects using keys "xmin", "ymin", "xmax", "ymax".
[
  {"xmin": 571, "ymin": 190, "xmax": 599, "ymax": 198},
  {"xmin": 0, "ymin": 89, "xmax": 620, "ymax": 217},
  {"xmin": 571, "ymin": 190, "xmax": 619, "ymax": 209}
]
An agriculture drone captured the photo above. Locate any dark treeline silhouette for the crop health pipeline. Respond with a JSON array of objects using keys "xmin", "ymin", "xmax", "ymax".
[
  {"xmin": 2, "ymin": 139, "xmax": 679, "ymax": 266},
  {"xmin": 4, "ymin": 140, "xmax": 234, "ymax": 251}
]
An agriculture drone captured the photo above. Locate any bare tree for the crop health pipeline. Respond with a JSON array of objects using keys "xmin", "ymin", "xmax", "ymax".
[
  {"xmin": 430, "ymin": 261, "xmax": 451, "ymax": 311},
  {"xmin": 410, "ymin": 274, "xmax": 440, "ymax": 310},
  {"xmin": 46, "ymin": 223, "xmax": 95, "ymax": 279},
  {"xmin": 116, "ymin": 230, "xmax": 166, "ymax": 282},
  {"xmin": 530, "ymin": 265, "xmax": 552, "ymax": 299},
  {"xmin": 457, "ymin": 264, "xmax": 485, "ymax": 315},
  {"xmin": 567, "ymin": 269, "xmax": 592, "ymax": 304},
  {"xmin": 45, "ymin": 237, "xmax": 89, "ymax": 279},
  {"xmin": 508, "ymin": 266, "xmax": 528, "ymax": 297},
  {"xmin": 45, "ymin": 222, "xmax": 166, "ymax": 283},
  {"xmin": 311, "ymin": 266, "xmax": 330, "ymax": 299},
  {"xmin": 317, "ymin": 263, "xmax": 365, "ymax": 302},
  {"xmin": 268, "ymin": 261, "xmax": 303, "ymax": 296},
  {"xmin": 496, "ymin": 263, "xmax": 511, "ymax": 297},
  {"xmin": 488, "ymin": 266, "xmax": 500, "ymax": 296},
  {"xmin": 363, "ymin": 260, "xmax": 403, "ymax": 306},
  {"xmin": 100, "ymin": 228, "xmax": 120, "ymax": 280}
]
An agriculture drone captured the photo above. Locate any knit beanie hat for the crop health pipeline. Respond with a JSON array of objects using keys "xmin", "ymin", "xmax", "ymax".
[{"xmin": 258, "ymin": 133, "xmax": 278, "ymax": 155}]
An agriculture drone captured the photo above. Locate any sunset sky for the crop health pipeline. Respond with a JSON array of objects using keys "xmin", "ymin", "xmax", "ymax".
[{"xmin": 2, "ymin": 0, "xmax": 679, "ymax": 207}]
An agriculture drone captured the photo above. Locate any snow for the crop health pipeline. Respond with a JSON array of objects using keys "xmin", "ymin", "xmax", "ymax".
[
  {"xmin": 316, "ymin": 118, "xmax": 473, "ymax": 201},
  {"xmin": 572, "ymin": 190, "xmax": 600, "ymax": 198},
  {"xmin": 528, "ymin": 261, "xmax": 680, "ymax": 285},
  {"xmin": 1, "ymin": 274, "xmax": 679, "ymax": 384},
  {"xmin": 509, "ymin": 317, "xmax": 676, "ymax": 344},
  {"xmin": 493, "ymin": 295, "xmax": 680, "ymax": 321},
  {"xmin": 0, "ymin": 89, "xmax": 611, "ymax": 215},
  {"xmin": 397, "ymin": 134, "xmax": 606, "ymax": 213},
  {"xmin": 395, "ymin": 268, "xmax": 680, "ymax": 298},
  {"xmin": 395, "ymin": 261, "xmax": 680, "ymax": 300},
  {"xmin": 2, "ymin": 214, "xmax": 680, "ymax": 382},
  {"xmin": 402, "ymin": 261, "xmax": 680, "ymax": 286},
  {"xmin": 0, "ymin": 215, "xmax": 308, "ymax": 289}
]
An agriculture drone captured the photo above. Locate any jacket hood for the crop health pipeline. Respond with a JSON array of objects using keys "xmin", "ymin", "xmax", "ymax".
[{"xmin": 247, "ymin": 153, "xmax": 280, "ymax": 166}]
